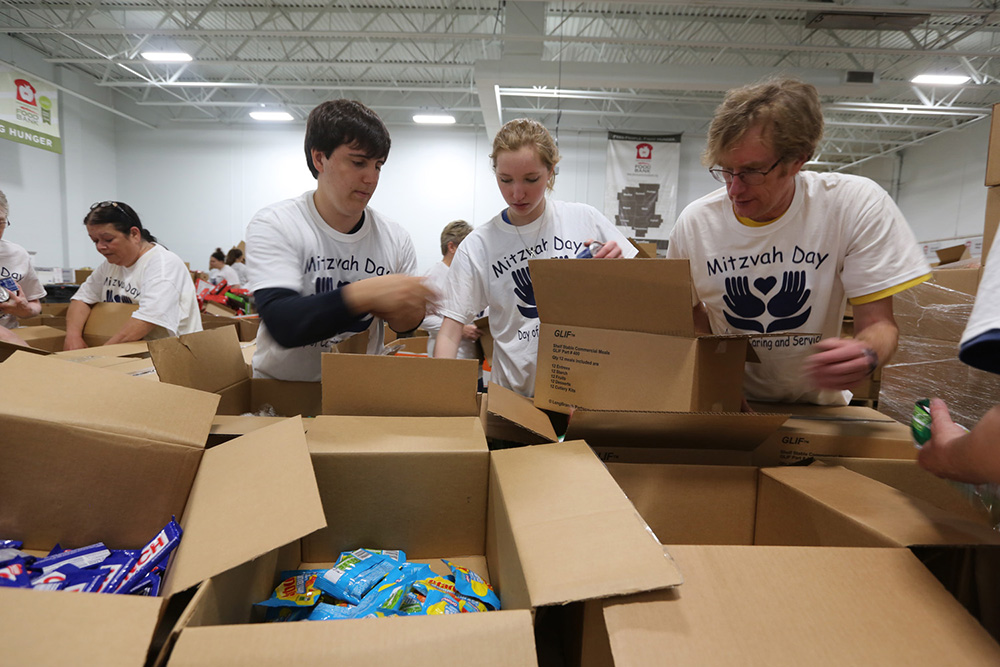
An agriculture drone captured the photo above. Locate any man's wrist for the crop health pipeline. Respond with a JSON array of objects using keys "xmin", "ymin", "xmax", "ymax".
[{"xmin": 862, "ymin": 347, "xmax": 879, "ymax": 375}]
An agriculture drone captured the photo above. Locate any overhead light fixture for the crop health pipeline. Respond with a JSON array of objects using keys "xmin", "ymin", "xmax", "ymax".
[
  {"xmin": 141, "ymin": 51, "xmax": 192, "ymax": 63},
  {"xmin": 911, "ymin": 74, "xmax": 971, "ymax": 85},
  {"xmin": 249, "ymin": 110, "xmax": 293, "ymax": 121},
  {"xmin": 412, "ymin": 113, "xmax": 456, "ymax": 125}
]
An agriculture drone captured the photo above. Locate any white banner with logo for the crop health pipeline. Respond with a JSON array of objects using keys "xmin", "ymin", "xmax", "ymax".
[
  {"xmin": 0, "ymin": 63, "xmax": 61, "ymax": 153},
  {"xmin": 603, "ymin": 131, "xmax": 680, "ymax": 242}
]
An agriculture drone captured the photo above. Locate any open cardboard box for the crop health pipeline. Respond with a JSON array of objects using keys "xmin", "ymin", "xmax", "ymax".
[
  {"xmin": 200, "ymin": 312, "xmax": 260, "ymax": 342},
  {"xmin": 581, "ymin": 459, "xmax": 1000, "ymax": 665},
  {"xmin": 530, "ymin": 258, "xmax": 757, "ymax": 415},
  {"xmin": 594, "ymin": 545, "xmax": 1000, "ymax": 666},
  {"xmin": 0, "ymin": 352, "xmax": 326, "ymax": 666},
  {"xmin": 166, "ymin": 430, "xmax": 683, "ymax": 664},
  {"xmin": 149, "ymin": 326, "xmax": 321, "ymax": 418},
  {"xmin": 747, "ymin": 401, "xmax": 915, "ymax": 466}
]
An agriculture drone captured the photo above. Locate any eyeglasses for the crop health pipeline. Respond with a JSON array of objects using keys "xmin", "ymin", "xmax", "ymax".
[
  {"xmin": 709, "ymin": 158, "xmax": 783, "ymax": 186},
  {"xmin": 90, "ymin": 201, "xmax": 139, "ymax": 227},
  {"xmin": 0, "ymin": 218, "xmax": 9, "ymax": 228}
]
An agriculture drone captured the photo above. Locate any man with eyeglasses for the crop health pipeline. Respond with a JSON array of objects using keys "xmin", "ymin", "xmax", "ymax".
[
  {"xmin": 666, "ymin": 77, "xmax": 931, "ymax": 405},
  {"xmin": 0, "ymin": 189, "xmax": 45, "ymax": 337}
]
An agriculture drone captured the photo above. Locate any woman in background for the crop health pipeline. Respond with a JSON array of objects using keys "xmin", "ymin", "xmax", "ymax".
[
  {"xmin": 209, "ymin": 247, "xmax": 241, "ymax": 288},
  {"xmin": 226, "ymin": 246, "xmax": 250, "ymax": 286},
  {"xmin": 64, "ymin": 201, "xmax": 201, "ymax": 349}
]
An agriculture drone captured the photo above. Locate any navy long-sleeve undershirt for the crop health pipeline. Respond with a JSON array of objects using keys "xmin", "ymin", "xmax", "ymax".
[{"xmin": 254, "ymin": 286, "xmax": 366, "ymax": 348}]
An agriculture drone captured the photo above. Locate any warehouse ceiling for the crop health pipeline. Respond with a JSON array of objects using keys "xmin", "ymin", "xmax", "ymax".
[{"xmin": 2, "ymin": 0, "xmax": 1000, "ymax": 170}]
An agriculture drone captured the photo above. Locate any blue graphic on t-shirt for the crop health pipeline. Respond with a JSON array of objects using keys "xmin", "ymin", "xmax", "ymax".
[
  {"xmin": 512, "ymin": 267, "xmax": 537, "ymax": 319},
  {"xmin": 723, "ymin": 269, "xmax": 811, "ymax": 333},
  {"xmin": 105, "ymin": 290, "xmax": 134, "ymax": 304}
]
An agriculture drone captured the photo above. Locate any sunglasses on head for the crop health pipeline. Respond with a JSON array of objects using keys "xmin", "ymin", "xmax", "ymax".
[{"xmin": 90, "ymin": 201, "xmax": 140, "ymax": 228}]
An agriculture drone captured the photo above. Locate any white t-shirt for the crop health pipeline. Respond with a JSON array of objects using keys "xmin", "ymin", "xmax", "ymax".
[
  {"xmin": 421, "ymin": 260, "xmax": 478, "ymax": 359},
  {"xmin": 668, "ymin": 170, "xmax": 930, "ymax": 405},
  {"xmin": 246, "ymin": 190, "xmax": 418, "ymax": 382},
  {"xmin": 72, "ymin": 244, "xmax": 202, "ymax": 337},
  {"xmin": 0, "ymin": 239, "xmax": 46, "ymax": 329},
  {"xmin": 210, "ymin": 263, "xmax": 241, "ymax": 287},
  {"xmin": 440, "ymin": 199, "xmax": 637, "ymax": 398},
  {"xmin": 230, "ymin": 261, "xmax": 250, "ymax": 285}
]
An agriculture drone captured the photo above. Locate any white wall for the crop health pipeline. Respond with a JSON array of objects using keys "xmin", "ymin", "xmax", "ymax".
[{"xmin": 895, "ymin": 120, "xmax": 990, "ymax": 245}]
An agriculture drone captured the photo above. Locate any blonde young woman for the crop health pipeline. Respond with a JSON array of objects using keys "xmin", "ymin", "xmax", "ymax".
[{"xmin": 434, "ymin": 118, "xmax": 636, "ymax": 399}]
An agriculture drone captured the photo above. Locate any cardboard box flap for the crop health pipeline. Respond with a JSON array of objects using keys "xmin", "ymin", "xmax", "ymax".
[
  {"xmin": 935, "ymin": 243, "xmax": 970, "ymax": 265},
  {"xmin": 0, "ymin": 352, "xmax": 218, "ymax": 447},
  {"xmin": 0, "ymin": 339, "xmax": 49, "ymax": 361},
  {"xmin": 566, "ymin": 410, "xmax": 790, "ymax": 451},
  {"xmin": 55, "ymin": 340, "xmax": 150, "ymax": 360},
  {"xmin": 485, "ymin": 382, "xmax": 558, "ymax": 444},
  {"xmin": 322, "ymin": 354, "xmax": 479, "ymax": 416},
  {"xmin": 84, "ymin": 302, "xmax": 140, "ymax": 337},
  {"xmin": 162, "ymin": 417, "xmax": 326, "ymax": 596},
  {"xmin": 748, "ymin": 402, "xmax": 898, "ymax": 421},
  {"xmin": 169, "ymin": 609, "xmax": 538, "ymax": 665},
  {"xmin": 491, "ymin": 440, "xmax": 683, "ymax": 608},
  {"xmin": 148, "ymin": 326, "xmax": 249, "ymax": 393},
  {"xmin": 529, "ymin": 258, "xmax": 696, "ymax": 336},
  {"xmin": 602, "ymin": 545, "xmax": 1000, "ymax": 666},
  {"xmin": 307, "ymin": 415, "xmax": 487, "ymax": 453},
  {"xmin": 1, "ymin": 587, "xmax": 163, "ymax": 667},
  {"xmin": 762, "ymin": 465, "xmax": 1000, "ymax": 547}
]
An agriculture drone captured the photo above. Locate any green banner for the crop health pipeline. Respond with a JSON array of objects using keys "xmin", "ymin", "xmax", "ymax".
[{"xmin": 0, "ymin": 64, "xmax": 62, "ymax": 154}]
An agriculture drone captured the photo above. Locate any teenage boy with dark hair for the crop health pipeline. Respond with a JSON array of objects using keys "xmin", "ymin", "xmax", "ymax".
[{"xmin": 246, "ymin": 99, "xmax": 431, "ymax": 381}]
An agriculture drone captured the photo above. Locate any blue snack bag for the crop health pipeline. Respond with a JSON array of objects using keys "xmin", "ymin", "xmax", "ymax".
[
  {"xmin": 315, "ymin": 549, "xmax": 398, "ymax": 604},
  {"xmin": 444, "ymin": 560, "xmax": 500, "ymax": 611},
  {"xmin": 255, "ymin": 569, "xmax": 328, "ymax": 608}
]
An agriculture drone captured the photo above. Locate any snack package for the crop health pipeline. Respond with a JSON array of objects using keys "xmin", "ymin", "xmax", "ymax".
[
  {"xmin": 444, "ymin": 560, "xmax": 501, "ymax": 610},
  {"xmin": 315, "ymin": 549, "xmax": 399, "ymax": 604},
  {"xmin": 256, "ymin": 569, "xmax": 328, "ymax": 608}
]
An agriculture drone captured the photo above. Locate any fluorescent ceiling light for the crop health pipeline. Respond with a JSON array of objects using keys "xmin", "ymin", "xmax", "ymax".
[
  {"xmin": 250, "ymin": 111, "xmax": 293, "ymax": 121},
  {"xmin": 910, "ymin": 74, "xmax": 971, "ymax": 85},
  {"xmin": 413, "ymin": 113, "xmax": 456, "ymax": 125},
  {"xmin": 141, "ymin": 51, "xmax": 192, "ymax": 63}
]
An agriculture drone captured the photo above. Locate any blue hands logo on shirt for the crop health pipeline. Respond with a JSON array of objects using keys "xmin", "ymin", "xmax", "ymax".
[
  {"xmin": 722, "ymin": 270, "xmax": 812, "ymax": 333},
  {"xmin": 511, "ymin": 267, "xmax": 538, "ymax": 319},
  {"xmin": 104, "ymin": 290, "xmax": 134, "ymax": 304}
]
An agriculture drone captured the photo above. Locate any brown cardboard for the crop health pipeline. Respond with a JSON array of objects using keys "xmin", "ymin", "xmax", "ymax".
[
  {"xmin": 566, "ymin": 409, "xmax": 789, "ymax": 452},
  {"xmin": 748, "ymin": 402, "xmax": 915, "ymax": 466},
  {"xmin": 170, "ymin": 609, "xmax": 539, "ymax": 666},
  {"xmin": 600, "ymin": 546, "xmax": 1000, "ymax": 666},
  {"xmin": 150, "ymin": 327, "xmax": 321, "ymax": 416},
  {"xmin": 481, "ymin": 381, "xmax": 558, "ymax": 444},
  {"xmin": 815, "ymin": 456, "xmax": 995, "ymax": 526},
  {"xmin": 984, "ymin": 185, "xmax": 1000, "ymax": 265},
  {"xmin": 85, "ymin": 302, "xmax": 143, "ymax": 340},
  {"xmin": 474, "ymin": 315, "xmax": 493, "ymax": 366},
  {"xmin": 933, "ymin": 266, "xmax": 981, "ymax": 294},
  {"xmin": 986, "ymin": 102, "xmax": 1000, "ymax": 187},
  {"xmin": 321, "ymin": 353, "xmax": 479, "ymax": 416},
  {"xmin": 754, "ymin": 465, "xmax": 1000, "ymax": 548},
  {"xmin": 0, "ymin": 353, "xmax": 326, "ymax": 665},
  {"xmin": 530, "ymin": 258, "xmax": 753, "ymax": 414},
  {"xmin": 936, "ymin": 243, "xmax": 971, "ymax": 265},
  {"xmin": 173, "ymin": 435, "xmax": 681, "ymax": 662},
  {"xmin": 74, "ymin": 268, "xmax": 93, "ymax": 284}
]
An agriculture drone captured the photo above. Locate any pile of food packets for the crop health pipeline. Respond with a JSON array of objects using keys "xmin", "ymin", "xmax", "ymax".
[
  {"xmin": 256, "ymin": 548, "xmax": 501, "ymax": 622},
  {"xmin": 0, "ymin": 518, "xmax": 182, "ymax": 595}
]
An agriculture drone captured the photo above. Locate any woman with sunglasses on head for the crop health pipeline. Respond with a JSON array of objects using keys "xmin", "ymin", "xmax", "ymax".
[{"xmin": 64, "ymin": 201, "xmax": 202, "ymax": 350}]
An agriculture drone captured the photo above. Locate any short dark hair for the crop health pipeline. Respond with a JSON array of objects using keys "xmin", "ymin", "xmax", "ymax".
[
  {"xmin": 304, "ymin": 99, "xmax": 391, "ymax": 178},
  {"xmin": 84, "ymin": 201, "xmax": 157, "ymax": 244}
]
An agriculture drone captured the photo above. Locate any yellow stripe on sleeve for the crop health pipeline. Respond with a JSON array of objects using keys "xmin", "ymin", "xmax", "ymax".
[{"xmin": 848, "ymin": 273, "xmax": 931, "ymax": 305}]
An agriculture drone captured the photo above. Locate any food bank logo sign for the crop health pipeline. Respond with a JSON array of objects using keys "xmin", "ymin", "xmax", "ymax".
[
  {"xmin": 0, "ymin": 63, "xmax": 61, "ymax": 153},
  {"xmin": 604, "ymin": 131, "xmax": 680, "ymax": 242}
]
